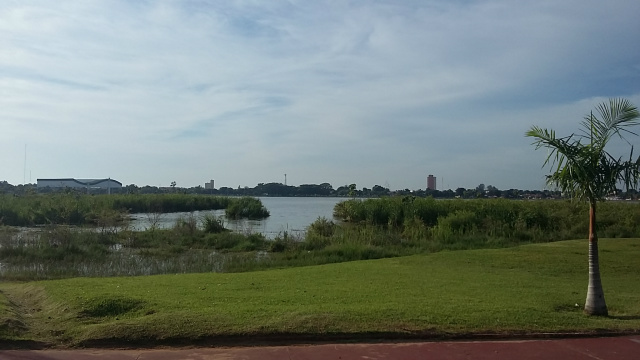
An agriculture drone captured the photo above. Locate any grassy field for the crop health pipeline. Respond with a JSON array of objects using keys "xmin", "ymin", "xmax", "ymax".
[{"xmin": 1, "ymin": 238, "xmax": 639, "ymax": 348}]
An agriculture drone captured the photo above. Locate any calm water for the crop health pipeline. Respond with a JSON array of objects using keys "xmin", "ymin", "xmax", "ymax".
[{"xmin": 129, "ymin": 197, "xmax": 346, "ymax": 238}]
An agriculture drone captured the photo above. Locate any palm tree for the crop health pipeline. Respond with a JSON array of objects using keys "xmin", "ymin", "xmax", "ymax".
[{"xmin": 526, "ymin": 98, "xmax": 640, "ymax": 316}]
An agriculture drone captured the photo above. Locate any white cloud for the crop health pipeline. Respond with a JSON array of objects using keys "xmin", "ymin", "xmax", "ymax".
[{"xmin": 1, "ymin": 0, "xmax": 639, "ymax": 189}]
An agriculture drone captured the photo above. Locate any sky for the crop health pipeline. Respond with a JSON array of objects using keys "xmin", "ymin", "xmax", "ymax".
[{"xmin": 1, "ymin": 0, "xmax": 640, "ymax": 191}]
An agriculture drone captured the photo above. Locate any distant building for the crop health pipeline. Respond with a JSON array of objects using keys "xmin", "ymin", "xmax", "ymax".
[
  {"xmin": 37, "ymin": 178, "xmax": 122, "ymax": 193},
  {"xmin": 204, "ymin": 180, "xmax": 215, "ymax": 189},
  {"xmin": 427, "ymin": 175, "xmax": 436, "ymax": 190}
]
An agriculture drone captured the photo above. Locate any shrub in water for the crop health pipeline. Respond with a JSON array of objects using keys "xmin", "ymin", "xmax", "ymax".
[
  {"xmin": 203, "ymin": 214, "xmax": 227, "ymax": 234},
  {"xmin": 173, "ymin": 213, "xmax": 198, "ymax": 237},
  {"xmin": 225, "ymin": 197, "xmax": 270, "ymax": 219}
]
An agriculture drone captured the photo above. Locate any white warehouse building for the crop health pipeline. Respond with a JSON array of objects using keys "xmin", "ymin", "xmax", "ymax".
[{"xmin": 37, "ymin": 178, "xmax": 122, "ymax": 191}]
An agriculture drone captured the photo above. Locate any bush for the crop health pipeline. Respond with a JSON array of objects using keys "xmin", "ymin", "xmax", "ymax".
[
  {"xmin": 308, "ymin": 217, "xmax": 336, "ymax": 237},
  {"xmin": 270, "ymin": 232, "xmax": 297, "ymax": 252},
  {"xmin": 203, "ymin": 214, "xmax": 227, "ymax": 234},
  {"xmin": 225, "ymin": 197, "xmax": 270, "ymax": 219},
  {"xmin": 302, "ymin": 234, "xmax": 331, "ymax": 251},
  {"xmin": 436, "ymin": 210, "xmax": 478, "ymax": 234},
  {"xmin": 200, "ymin": 232, "xmax": 266, "ymax": 252},
  {"xmin": 173, "ymin": 213, "xmax": 198, "ymax": 237},
  {"xmin": 402, "ymin": 216, "xmax": 429, "ymax": 241}
]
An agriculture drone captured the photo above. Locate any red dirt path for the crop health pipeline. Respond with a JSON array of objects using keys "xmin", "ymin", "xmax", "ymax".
[{"xmin": 1, "ymin": 335, "xmax": 639, "ymax": 359}]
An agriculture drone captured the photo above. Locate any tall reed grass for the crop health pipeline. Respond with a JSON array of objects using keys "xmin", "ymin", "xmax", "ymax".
[
  {"xmin": 0, "ymin": 194, "xmax": 268, "ymax": 226},
  {"xmin": 333, "ymin": 197, "xmax": 640, "ymax": 241}
]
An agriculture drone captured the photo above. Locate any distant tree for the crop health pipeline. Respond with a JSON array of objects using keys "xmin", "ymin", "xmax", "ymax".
[
  {"xmin": 218, "ymin": 187, "xmax": 234, "ymax": 195},
  {"xmin": 462, "ymin": 189, "xmax": 475, "ymax": 198},
  {"xmin": 441, "ymin": 189, "xmax": 455, "ymax": 198},
  {"xmin": 413, "ymin": 189, "xmax": 426, "ymax": 197},
  {"xmin": 297, "ymin": 183, "xmax": 333, "ymax": 196},
  {"xmin": 255, "ymin": 182, "xmax": 291, "ymax": 196},
  {"xmin": 139, "ymin": 186, "xmax": 161, "ymax": 194},
  {"xmin": 486, "ymin": 185, "xmax": 501, "ymax": 197},
  {"xmin": 320, "ymin": 182, "xmax": 334, "ymax": 195},
  {"xmin": 424, "ymin": 188, "xmax": 438, "ymax": 197},
  {"xmin": 335, "ymin": 185, "xmax": 350, "ymax": 196},
  {"xmin": 372, "ymin": 185, "xmax": 390, "ymax": 196},
  {"xmin": 526, "ymin": 98, "xmax": 640, "ymax": 316},
  {"xmin": 348, "ymin": 184, "xmax": 357, "ymax": 197},
  {"xmin": 503, "ymin": 189, "xmax": 521, "ymax": 199},
  {"xmin": 0, "ymin": 180, "xmax": 11, "ymax": 194}
]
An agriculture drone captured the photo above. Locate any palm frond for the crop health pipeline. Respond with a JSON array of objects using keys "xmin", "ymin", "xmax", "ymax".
[
  {"xmin": 595, "ymin": 98, "xmax": 639, "ymax": 144},
  {"xmin": 526, "ymin": 98, "xmax": 640, "ymax": 203}
]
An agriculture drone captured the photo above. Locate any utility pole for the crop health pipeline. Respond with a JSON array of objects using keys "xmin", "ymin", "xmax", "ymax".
[{"xmin": 23, "ymin": 144, "xmax": 27, "ymax": 185}]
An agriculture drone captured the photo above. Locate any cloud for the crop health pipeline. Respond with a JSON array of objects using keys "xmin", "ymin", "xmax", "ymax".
[{"xmin": 1, "ymin": 0, "xmax": 639, "ymax": 190}]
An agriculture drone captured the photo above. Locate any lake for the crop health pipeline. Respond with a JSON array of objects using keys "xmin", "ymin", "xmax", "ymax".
[{"xmin": 129, "ymin": 197, "xmax": 346, "ymax": 238}]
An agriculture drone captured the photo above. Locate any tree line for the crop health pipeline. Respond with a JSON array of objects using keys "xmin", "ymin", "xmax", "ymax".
[{"xmin": 5, "ymin": 179, "xmax": 640, "ymax": 199}]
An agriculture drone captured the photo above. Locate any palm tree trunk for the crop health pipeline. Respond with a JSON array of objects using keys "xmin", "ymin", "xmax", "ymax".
[{"xmin": 584, "ymin": 202, "xmax": 608, "ymax": 315}]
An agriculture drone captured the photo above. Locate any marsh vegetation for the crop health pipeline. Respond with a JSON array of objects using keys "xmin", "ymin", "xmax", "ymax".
[
  {"xmin": 0, "ymin": 193, "xmax": 269, "ymax": 227},
  {"xmin": 2, "ymin": 195, "xmax": 640, "ymax": 280}
]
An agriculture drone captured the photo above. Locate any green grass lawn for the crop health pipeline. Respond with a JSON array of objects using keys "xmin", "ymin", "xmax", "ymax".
[{"xmin": 1, "ymin": 238, "xmax": 639, "ymax": 347}]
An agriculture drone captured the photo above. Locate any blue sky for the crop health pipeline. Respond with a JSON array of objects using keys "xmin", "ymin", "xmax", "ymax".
[{"xmin": 2, "ymin": 0, "xmax": 639, "ymax": 190}]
